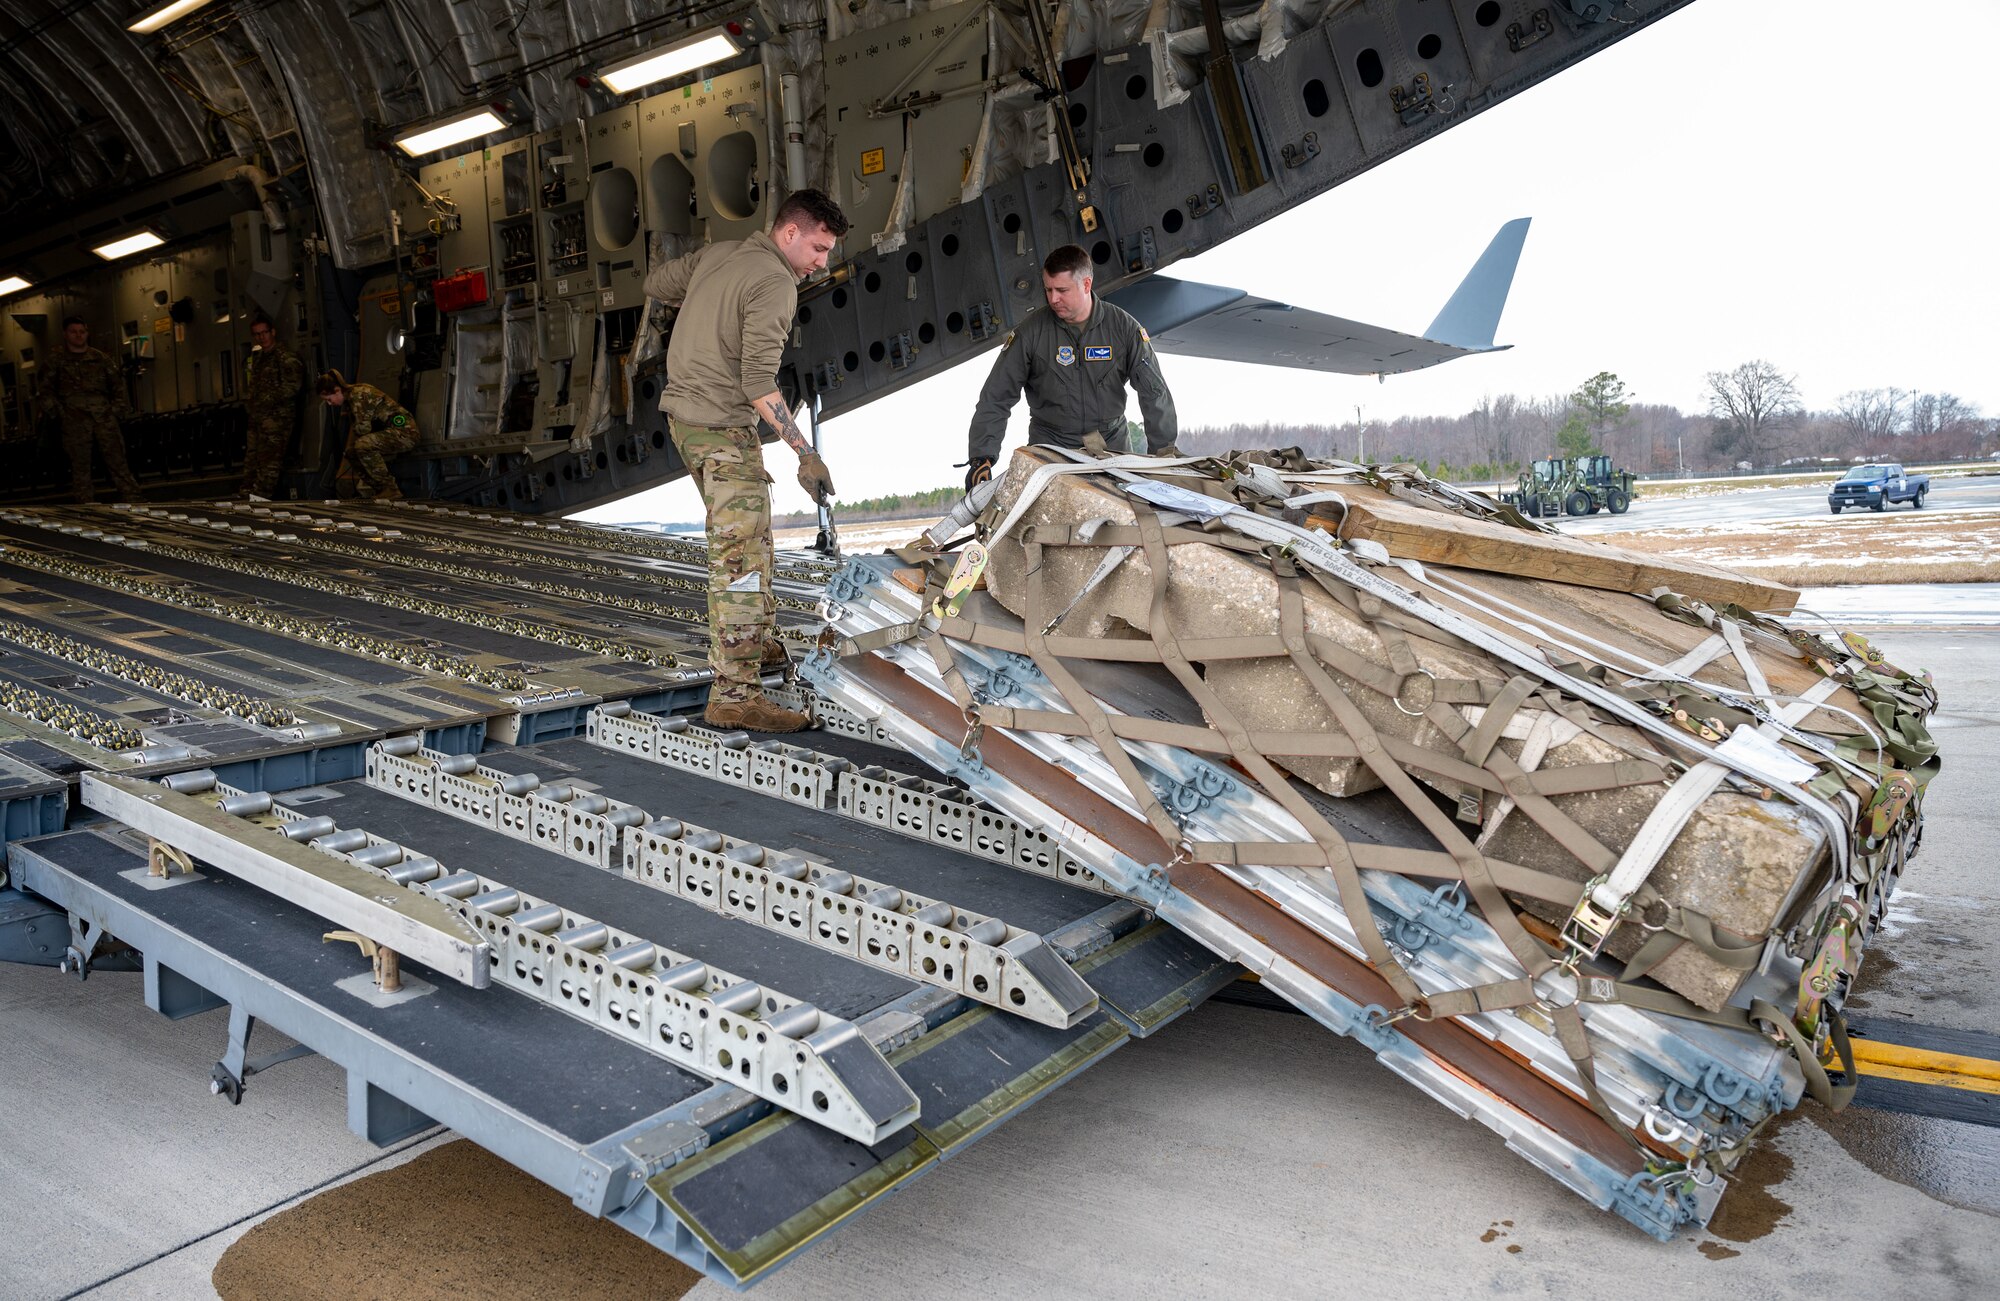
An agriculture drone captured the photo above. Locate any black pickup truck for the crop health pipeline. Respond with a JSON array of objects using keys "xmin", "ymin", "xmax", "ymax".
[{"xmin": 1828, "ymin": 463, "xmax": 1929, "ymax": 513}]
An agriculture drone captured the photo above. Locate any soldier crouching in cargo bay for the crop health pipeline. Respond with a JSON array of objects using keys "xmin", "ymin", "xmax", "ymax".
[
  {"xmin": 316, "ymin": 370, "xmax": 416, "ymax": 501},
  {"xmin": 645, "ymin": 188, "xmax": 847, "ymax": 734},
  {"xmin": 963, "ymin": 244, "xmax": 1180, "ymax": 491},
  {"xmin": 41, "ymin": 315, "xmax": 142, "ymax": 503},
  {"xmin": 241, "ymin": 313, "xmax": 305, "ymax": 498}
]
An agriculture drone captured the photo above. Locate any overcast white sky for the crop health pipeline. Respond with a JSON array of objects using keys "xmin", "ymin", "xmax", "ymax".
[{"xmin": 578, "ymin": 0, "xmax": 2000, "ymax": 525}]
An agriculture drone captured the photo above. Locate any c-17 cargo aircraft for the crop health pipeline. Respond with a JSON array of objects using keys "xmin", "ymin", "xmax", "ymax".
[{"xmin": 0, "ymin": 1, "xmax": 1667, "ymax": 513}]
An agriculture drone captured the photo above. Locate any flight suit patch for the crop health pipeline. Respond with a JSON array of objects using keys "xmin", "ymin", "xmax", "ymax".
[
  {"xmin": 1084, "ymin": 346, "xmax": 1113, "ymax": 362},
  {"xmin": 1055, "ymin": 345, "xmax": 1075, "ymax": 367}
]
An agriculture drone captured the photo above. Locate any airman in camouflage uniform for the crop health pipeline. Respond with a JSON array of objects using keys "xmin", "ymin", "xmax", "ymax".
[
  {"xmin": 241, "ymin": 316, "xmax": 304, "ymax": 497},
  {"xmin": 317, "ymin": 371, "xmax": 415, "ymax": 500},
  {"xmin": 42, "ymin": 316, "xmax": 140, "ymax": 503}
]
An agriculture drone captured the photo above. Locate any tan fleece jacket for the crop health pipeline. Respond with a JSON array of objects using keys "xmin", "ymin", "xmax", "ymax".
[{"xmin": 645, "ymin": 231, "xmax": 797, "ymax": 428}]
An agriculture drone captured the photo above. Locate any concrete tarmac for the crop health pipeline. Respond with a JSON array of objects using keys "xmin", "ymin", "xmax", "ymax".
[{"xmin": 4, "ymin": 630, "xmax": 1996, "ymax": 1299}]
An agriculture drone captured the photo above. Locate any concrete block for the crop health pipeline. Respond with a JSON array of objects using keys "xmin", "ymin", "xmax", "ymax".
[{"xmin": 982, "ymin": 451, "xmax": 1846, "ymax": 1010}]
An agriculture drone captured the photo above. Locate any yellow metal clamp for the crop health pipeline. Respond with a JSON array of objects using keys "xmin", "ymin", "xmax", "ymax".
[{"xmin": 932, "ymin": 542, "xmax": 989, "ymax": 620}]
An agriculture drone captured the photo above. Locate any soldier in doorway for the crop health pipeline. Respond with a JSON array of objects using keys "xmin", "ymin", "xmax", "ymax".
[
  {"xmin": 316, "ymin": 370, "xmax": 415, "ymax": 501},
  {"xmin": 240, "ymin": 314, "xmax": 305, "ymax": 497},
  {"xmin": 41, "ymin": 315, "xmax": 141, "ymax": 503},
  {"xmin": 644, "ymin": 188, "xmax": 848, "ymax": 734}
]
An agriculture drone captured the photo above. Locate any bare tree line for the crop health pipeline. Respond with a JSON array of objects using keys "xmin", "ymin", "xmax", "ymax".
[{"xmin": 1178, "ymin": 363, "xmax": 1995, "ymax": 481}]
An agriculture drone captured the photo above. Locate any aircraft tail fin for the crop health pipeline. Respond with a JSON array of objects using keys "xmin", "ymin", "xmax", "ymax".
[{"xmin": 1421, "ymin": 217, "xmax": 1530, "ymax": 350}]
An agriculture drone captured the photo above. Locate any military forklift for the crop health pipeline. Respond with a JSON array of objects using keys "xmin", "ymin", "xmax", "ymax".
[
  {"xmin": 1501, "ymin": 454, "xmax": 1636, "ymax": 517},
  {"xmin": 1501, "ymin": 457, "xmax": 1569, "ymax": 518},
  {"xmin": 1565, "ymin": 454, "xmax": 1635, "ymax": 515}
]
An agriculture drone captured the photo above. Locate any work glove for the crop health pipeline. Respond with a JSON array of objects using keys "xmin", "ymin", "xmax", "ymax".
[
  {"xmin": 964, "ymin": 456, "xmax": 994, "ymax": 492},
  {"xmin": 1080, "ymin": 431, "xmax": 1109, "ymax": 455},
  {"xmin": 797, "ymin": 451, "xmax": 836, "ymax": 503}
]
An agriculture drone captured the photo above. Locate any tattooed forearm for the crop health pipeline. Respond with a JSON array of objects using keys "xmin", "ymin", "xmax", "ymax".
[{"xmin": 752, "ymin": 392, "xmax": 813, "ymax": 456}]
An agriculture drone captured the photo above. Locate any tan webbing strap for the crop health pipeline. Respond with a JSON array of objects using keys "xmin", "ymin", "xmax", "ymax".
[
  {"xmin": 1617, "ymin": 905, "xmax": 1766, "ymax": 982},
  {"xmin": 1475, "ymin": 711, "xmax": 1555, "ymax": 851},
  {"xmin": 1461, "ymin": 676, "xmax": 1537, "ymax": 768},
  {"xmin": 1431, "ymin": 694, "xmax": 1623, "ymax": 877},
  {"xmin": 1752, "ymin": 998, "xmax": 1857, "ymax": 1110},
  {"xmin": 835, "ymin": 622, "xmax": 924, "ymax": 656},
  {"xmin": 969, "ymin": 700, "xmax": 1629, "ymax": 805},
  {"xmin": 1265, "ymin": 555, "xmax": 1539, "ymax": 1014},
  {"xmin": 1355, "ymin": 591, "xmax": 1425, "ymax": 679},
  {"xmin": 1106, "ymin": 508, "xmax": 1430, "ymax": 1010},
  {"xmin": 1525, "ymin": 761, "xmax": 1669, "ymax": 795},
  {"xmin": 921, "ymin": 627, "xmax": 979, "ymax": 713},
  {"xmin": 1018, "ymin": 539, "xmax": 1190, "ymax": 854}
]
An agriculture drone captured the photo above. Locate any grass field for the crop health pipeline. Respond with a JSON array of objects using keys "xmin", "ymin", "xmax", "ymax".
[{"xmin": 1611, "ymin": 510, "xmax": 2000, "ymax": 586}]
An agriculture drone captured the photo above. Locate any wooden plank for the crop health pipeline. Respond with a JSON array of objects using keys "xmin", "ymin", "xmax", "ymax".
[{"xmin": 1313, "ymin": 490, "xmax": 1799, "ymax": 614}]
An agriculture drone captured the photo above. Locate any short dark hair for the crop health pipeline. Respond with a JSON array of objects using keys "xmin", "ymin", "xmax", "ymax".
[
  {"xmin": 772, "ymin": 188, "xmax": 849, "ymax": 239},
  {"xmin": 314, "ymin": 369, "xmax": 347, "ymax": 396},
  {"xmin": 63, "ymin": 315, "xmax": 87, "ymax": 328},
  {"xmin": 1041, "ymin": 245, "xmax": 1091, "ymax": 281},
  {"xmin": 250, "ymin": 313, "xmax": 275, "ymax": 331}
]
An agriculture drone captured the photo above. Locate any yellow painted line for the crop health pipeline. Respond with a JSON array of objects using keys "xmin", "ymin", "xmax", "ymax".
[
  {"xmin": 1849, "ymin": 1038, "xmax": 2000, "ymax": 1083},
  {"xmin": 1851, "ymin": 1058, "xmax": 2000, "ymax": 1097}
]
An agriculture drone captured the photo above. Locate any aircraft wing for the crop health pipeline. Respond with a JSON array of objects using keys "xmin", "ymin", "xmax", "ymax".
[{"xmin": 1106, "ymin": 218, "xmax": 1530, "ymax": 377}]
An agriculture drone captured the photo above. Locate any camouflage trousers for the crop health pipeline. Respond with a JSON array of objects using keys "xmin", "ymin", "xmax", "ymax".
[
  {"xmin": 670, "ymin": 418, "xmax": 776, "ymax": 706},
  {"xmin": 351, "ymin": 425, "xmax": 417, "ymax": 496},
  {"xmin": 59, "ymin": 406, "xmax": 139, "ymax": 503},
  {"xmin": 241, "ymin": 408, "xmax": 292, "ymax": 496}
]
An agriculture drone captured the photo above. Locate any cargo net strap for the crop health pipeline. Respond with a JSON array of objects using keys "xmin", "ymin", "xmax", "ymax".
[{"xmin": 887, "ymin": 453, "xmax": 1939, "ymax": 1145}]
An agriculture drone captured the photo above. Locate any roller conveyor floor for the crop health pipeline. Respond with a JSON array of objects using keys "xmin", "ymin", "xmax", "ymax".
[{"xmin": 8, "ymin": 718, "xmax": 1237, "ymax": 1287}]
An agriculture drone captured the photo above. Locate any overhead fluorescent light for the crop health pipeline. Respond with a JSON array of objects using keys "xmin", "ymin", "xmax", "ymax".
[
  {"xmin": 393, "ymin": 109, "xmax": 509, "ymax": 157},
  {"xmin": 597, "ymin": 29, "xmax": 740, "ymax": 94},
  {"xmin": 128, "ymin": 0, "xmax": 216, "ymax": 34},
  {"xmin": 0, "ymin": 276, "xmax": 29, "ymax": 296},
  {"xmin": 92, "ymin": 231, "xmax": 165, "ymax": 260}
]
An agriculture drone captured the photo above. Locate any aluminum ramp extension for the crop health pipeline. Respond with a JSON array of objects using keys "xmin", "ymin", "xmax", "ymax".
[{"xmin": 9, "ymin": 754, "xmax": 1233, "ymax": 1287}]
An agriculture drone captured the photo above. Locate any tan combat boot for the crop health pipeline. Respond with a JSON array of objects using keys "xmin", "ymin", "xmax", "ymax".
[
  {"xmin": 760, "ymin": 637, "xmax": 790, "ymax": 670},
  {"xmin": 705, "ymin": 693, "xmax": 809, "ymax": 734}
]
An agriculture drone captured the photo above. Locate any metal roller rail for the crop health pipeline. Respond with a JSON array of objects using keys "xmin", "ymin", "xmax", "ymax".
[
  {"xmin": 5, "ymin": 511, "xmax": 689, "ymax": 669},
  {"xmin": 180, "ymin": 503, "xmax": 820, "ymax": 646},
  {"xmin": 365, "ymin": 737, "xmax": 1100, "ymax": 1029},
  {"xmin": 585, "ymin": 702, "xmax": 1112, "ymax": 895},
  {"xmin": 385, "ymin": 501, "xmax": 842, "ymax": 590},
  {"xmin": 154, "ymin": 763, "xmax": 919, "ymax": 1144},
  {"xmin": 764, "ymin": 682, "xmax": 898, "ymax": 746},
  {"xmin": 813, "ymin": 562, "xmax": 1806, "ymax": 1139},
  {"xmin": 0, "ymin": 617, "xmax": 298, "ymax": 728}
]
